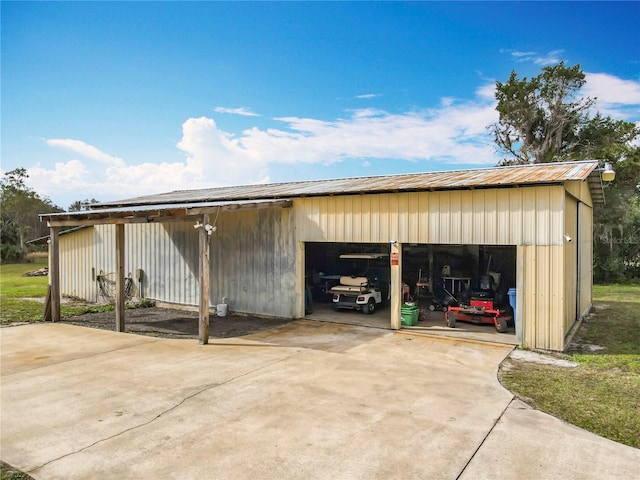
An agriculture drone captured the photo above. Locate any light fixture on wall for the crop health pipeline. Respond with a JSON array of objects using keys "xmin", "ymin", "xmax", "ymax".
[
  {"xmin": 194, "ymin": 221, "xmax": 217, "ymax": 236},
  {"xmin": 601, "ymin": 162, "xmax": 616, "ymax": 182},
  {"xmin": 564, "ymin": 234, "xmax": 573, "ymax": 243}
]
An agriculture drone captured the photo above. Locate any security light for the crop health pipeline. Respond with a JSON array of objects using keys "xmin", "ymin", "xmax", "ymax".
[{"xmin": 602, "ymin": 162, "xmax": 616, "ymax": 182}]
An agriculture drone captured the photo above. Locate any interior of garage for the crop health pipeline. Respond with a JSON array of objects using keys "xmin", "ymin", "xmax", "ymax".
[{"xmin": 305, "ymin": 242, "xmax": 518, "ymax": 344}]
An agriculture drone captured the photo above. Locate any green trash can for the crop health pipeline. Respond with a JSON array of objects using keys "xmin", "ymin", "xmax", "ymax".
[{"xmin": 401, "ymin": 305, "xmax": 419, "ymax": 326}]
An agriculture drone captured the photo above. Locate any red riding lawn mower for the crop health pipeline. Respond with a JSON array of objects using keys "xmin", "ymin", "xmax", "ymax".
[{"xmin": 445, "ymin": 274, "xmax": 512, "ymax": 333}]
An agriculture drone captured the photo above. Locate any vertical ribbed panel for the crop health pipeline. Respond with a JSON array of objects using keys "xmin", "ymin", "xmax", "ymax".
[
  {"xmin": 294, "ymin": 185, "xmax": 565, "ymax": 246},
  {"xmin": 211, "ymin": 207, "xmax": 296, "ymax": 317},
  {"xmin": 59, "ymin": 227, "xmax": 96, "ymax": 302},
  {"xmin": 564, "ymin": 195, "xmax": 578, "ymax": 335}
]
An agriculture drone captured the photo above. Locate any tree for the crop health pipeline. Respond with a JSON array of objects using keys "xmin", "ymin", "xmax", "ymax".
[
  {"xmin": 491, "ymin": 62, "xmax": 640, "ymax": 282},
  {"xmin": 69, "ymin": 198, "xmax": 100, "ymax": 212},
  {"xmin": 1, "ymin": 168, "xmax": 62, "ymax": 261},
  {"xmin": 491, "ymin": 62, "xmax": 595, "ymax": 164}
]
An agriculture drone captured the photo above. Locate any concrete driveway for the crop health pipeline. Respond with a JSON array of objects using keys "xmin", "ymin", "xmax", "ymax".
[{"xmin": 1, "ymin": 321, "xmax": 638, "ymax": 479}]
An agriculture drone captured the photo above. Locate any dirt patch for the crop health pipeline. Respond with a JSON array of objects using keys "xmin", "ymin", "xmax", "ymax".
[{"xmin": 62, "ymin": 307, "xmax": 295, "ymax": 339}]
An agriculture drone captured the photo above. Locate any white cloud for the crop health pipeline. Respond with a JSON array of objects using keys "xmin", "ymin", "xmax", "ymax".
[
  {"xmin": 45, "ymin": 138, "xmax": 125, "ymax": 166},
  {"xmin": 214, "ymin": 106, "xmax": 260, "ymax": 116},
  {"xmin": 355, "ymin": 93, "xmax": 381, "ymax": 99},
  {"xmin": 502, "ymin": 49, "xmax": 565, "ymax": 66},
  {"xmin": 32, "ymin": 88, "xmax": 503, "ymax": 207},
  {"xmin": 583, "ymin": 72, "xmax": 640, "ymax": 119}
]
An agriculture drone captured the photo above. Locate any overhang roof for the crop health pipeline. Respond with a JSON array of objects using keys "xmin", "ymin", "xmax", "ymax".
[
  {"xmin": 40, "ymin": 198, "xmax": 293, "ymax": 227},
  {"xmin": 40, "ymin": 160, "xmax": 606, "ymax": 226}
]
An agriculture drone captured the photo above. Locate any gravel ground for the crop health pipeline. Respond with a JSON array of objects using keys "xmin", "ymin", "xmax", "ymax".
[{"xmin": 62, "ymin": 306, "xmax": 295, "ymax": 339}]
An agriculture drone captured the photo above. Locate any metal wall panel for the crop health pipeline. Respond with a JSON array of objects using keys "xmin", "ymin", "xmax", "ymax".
[
  {"xmin": 564, "ymin": 195, "xmax": 578, "ymax": 335},
  {"xmin": 520, "ymin": 244, "xmax": 566, "ymax": 351},
  {"xmin": 59, "ymin": 227, "xmax": 96, "ymax": 302},
  {"xmin": 579, "ymin": 203, "xmax": 593, "ymax": 317},
  {"xmin": 211, "ymin": 207, "xmax": 296, "ymax": 318},
  {"xmin": 294, "ymin": 186, "xmax": 565, "ymax": 246},
  {"xmin": 59, "ymin": 208, "xmax": 297, "ymax": 317}
]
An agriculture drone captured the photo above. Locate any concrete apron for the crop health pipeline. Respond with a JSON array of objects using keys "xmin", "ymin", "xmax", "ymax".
[{"xmin": 1, "ymin": 322, "xmax": 638, "ymax": 480}]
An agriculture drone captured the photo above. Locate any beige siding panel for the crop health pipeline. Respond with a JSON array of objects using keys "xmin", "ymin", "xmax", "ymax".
[
  {"xmin": 461, "ymin": 190, "xmax": 474, "ymax": 244},
  {"xmin": 295, "ymin": 185, "xmax": 567, "ymax": 246},
  {"xmin": 579, "ymin": 203, "xmax": 593, "ymax": 317},
  {"xmin": 398, "ymin": 193, "xmax": 410, "ymax": 242},
  {"xmin": 509, "ymin": 189, "xmax": 523, "ymax": 245},
  {"xmin": 484, "ymin": 189, "xmax": 498, "ymax": 244},
  {"xmin": 496, "ymin": 190, "xmax": 511, "ymax": 244},
  {"xmin": 550, "ymin": 245, "xmax": 565, "ymax": 349},
  {"xmin": 407, "ymin": 193, "xmax": 420, "ymax": 243},
  {"xmin": 418, "ymin": 193, "xmax": 429, "ymax": 242},
  {"xmin": 427, "ymin": 194, "xmax": 439, "ymax": 244},
  {"xmin": 472, "ymin": 191, "xmax": 485, "ymax": 243},
  {"xmin": 564, "ymin": 196, "xmax": 578, "ymax": 335},
  {"xmin": 438, "ymin": 191, "xmax": 451, "ymax": 244},
  {"xmin": 361, "ymin": 195, "xmax": 372, "ymax": 241},
  {"xmin": 536, "ymin": 189, "xmax": 551, "ymax": 246},
  {"xmin": 565, "ymin": 180, "xmax": 594, "ymax": 207},
  {"xmin": 522, "ymin": 244, "xmax": 566, "ymax": 351},
  {"xmin": 449, "ymin": 191, "xmax": 462, "ymax": 244}
]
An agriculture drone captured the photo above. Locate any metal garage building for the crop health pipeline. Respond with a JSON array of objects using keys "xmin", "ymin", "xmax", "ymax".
[{"xmin": 41, "ymin": 160, "xmax": 607, "ymax": 351}]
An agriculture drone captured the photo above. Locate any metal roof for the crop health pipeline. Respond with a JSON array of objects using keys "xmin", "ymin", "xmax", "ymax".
[
  {"xmin": 40, "ymin": 198, "xmax": 293, "ymax": 225},
  {"xmin": 94, "ymin": 160, "xmax": 603, "ymax": 209}
]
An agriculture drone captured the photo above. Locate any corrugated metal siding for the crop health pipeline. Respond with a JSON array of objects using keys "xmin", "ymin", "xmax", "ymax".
[
  {"xmin": 59, "ymin": 227, "xmax": 96, "ymax": 302},
  {"xmin": 211, "ymin": 208, "xmax": 296, "ymax": 318},
  {"xmin": 579, "ymin": 203, "xmax": 593, "ymax": 317},
  {"xmin": 295, "ymin": 186, "xmax": 565, "ymax": 246},
  {"xmin": 521, "ymin": 245, "xmax": 565, "ymax": 351},
  {"xmin": 564, "ymin": 196, "xmax": 578, "ymax": 335},
  {"xmin": 60, "ymin": 209, "xmax": 297, "ymax": 317}
]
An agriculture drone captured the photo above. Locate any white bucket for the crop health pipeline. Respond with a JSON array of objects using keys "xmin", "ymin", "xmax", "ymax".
[{"xmin": 216, "ymin": 303, "xmax": 228, "ymax": 317}]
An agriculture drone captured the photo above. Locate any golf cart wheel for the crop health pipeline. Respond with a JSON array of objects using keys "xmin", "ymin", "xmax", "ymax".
[
  {"xmin": 446, "ymin": 311, "xmax": 456, "ymax": 328},
  {"xmin": 496, "ymin": 316, "xmax": 508, "ymax": 333},
  {"xmin": 363, "ymin": 298, "xmax": 376, "ymax": 314}
]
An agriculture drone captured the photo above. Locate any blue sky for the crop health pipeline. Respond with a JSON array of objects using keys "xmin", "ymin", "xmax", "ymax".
[{"xmin": 2, "ymin": 1, "xmax": 639, "ymax": 209}]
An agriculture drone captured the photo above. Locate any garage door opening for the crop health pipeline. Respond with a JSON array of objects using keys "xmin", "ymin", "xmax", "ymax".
[
  {"xmin": 304, "ymin": 242, "xmax": 391, "ymax": 329},
  {"xmin": 402, "ymin": 244, "xmax": 518, "ymax": 345}
]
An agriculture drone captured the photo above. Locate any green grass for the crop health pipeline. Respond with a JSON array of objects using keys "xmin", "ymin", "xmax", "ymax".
[
  {"xmin": 500, "ymin": 283, "xmax": 640, "ymax": 448},
  {"xmin": 0, "ymin": 259, "xmax": 114, "ymax": 324},
  {"xmin": 0, "ymin": 462, "xmax": 34, "ymax": 480}
]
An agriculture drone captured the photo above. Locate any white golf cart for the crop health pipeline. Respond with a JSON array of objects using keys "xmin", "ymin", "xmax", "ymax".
[{"xmin": 330, "ymin": 253, "xmax": 389, "ymax": 314}]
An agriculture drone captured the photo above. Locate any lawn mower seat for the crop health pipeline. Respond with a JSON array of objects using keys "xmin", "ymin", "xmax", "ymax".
[{"xmin": 470, "ymin": 274, "xmax": 495, "ymax": 299}]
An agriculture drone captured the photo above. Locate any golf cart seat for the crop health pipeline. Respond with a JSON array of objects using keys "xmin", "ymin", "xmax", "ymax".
[{"xmin": 330, "ymin": 276, "xmax": 370, "ymax": 294}]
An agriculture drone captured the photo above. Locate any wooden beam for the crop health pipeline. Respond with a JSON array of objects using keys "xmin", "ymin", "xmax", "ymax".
[
  {"xmin": 390, "ymin": 242, "xmax": 402, "ymax": 330},
  {"xmin": 115, "ymin": 224, "xmax": 125, "ymax": 332},
  {"xmin": 49, "ymin": 227, "xmax": 61, "ymax": 322},
  {"xmin": 46, "ymin": 214, "xmax": 200, "ymax": 227},
  {"xmin": 199, "ymin": 213, "xmax": 210, "ymax": 344}
]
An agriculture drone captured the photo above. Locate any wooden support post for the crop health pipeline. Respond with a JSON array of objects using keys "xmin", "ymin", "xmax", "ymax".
[
  {"xmin": 390, "ymin": 241, "xmax": 402, "ymax": 330},
  {"xmin": 199, "ymin": 213, "xmax": 210, "ymax": 345},
  {"xmin": 115, "ymin": 224, "xmax": 125, "ymax": 332},
  {"xmin": 49, "ymin": 227, "xmax": 61, "ymax": 322}
]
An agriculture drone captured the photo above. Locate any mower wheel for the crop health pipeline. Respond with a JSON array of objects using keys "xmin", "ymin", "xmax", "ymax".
[
  {"xmin": 496, "ymin": 316, "xmax": 508, "ymax": 333},
  {"xmin": 363, "ymin": 298, "xmax": 376, "ymax": 314},
  {"xmin": 446, "ymin": 312, "xmax": 456, "ymax": 328}
]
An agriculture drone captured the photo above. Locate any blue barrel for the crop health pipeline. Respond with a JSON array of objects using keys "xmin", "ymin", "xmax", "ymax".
[{"xmin": 507, "ymin": 288, "xmax": 520, "ymax": 341}]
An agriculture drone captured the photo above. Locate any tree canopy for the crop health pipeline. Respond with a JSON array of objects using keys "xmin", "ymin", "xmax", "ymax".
[
  {"xmin": 491, "ymin": 62, "xmax": 640, "ymax": 282},
  {"xmin": 1, "ymin": 168, "xmax": 62, "ymax": 261}
]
